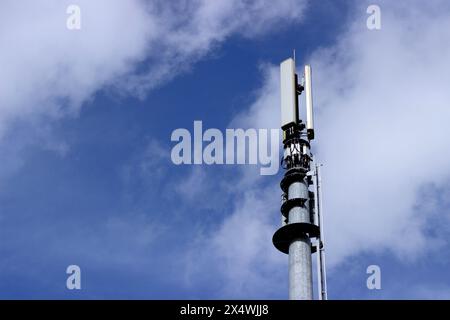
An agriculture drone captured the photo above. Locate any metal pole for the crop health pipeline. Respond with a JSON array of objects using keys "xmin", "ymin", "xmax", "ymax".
[
  {"xmin": 315, "ymin": 241, "xmax": 322, "ymax": 300},
  {"xmin": 312, "ymin": 165, "xmax": 323, "ymax": 300},
  {"xmin": 289, "ymin": 238, "xmax": 313, "ymax": 299},
  {"xmin": 316, "ymin": 164, "xmax": 328, "ymax": 300},
  {"xmin": 287, "ymin": 180, "xmax": 313, "ymax": 300}
]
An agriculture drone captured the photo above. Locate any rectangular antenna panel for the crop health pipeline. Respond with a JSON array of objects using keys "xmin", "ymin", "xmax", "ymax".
[
  {"xmin": 304, "ymin": 64, "xmax": 315, "ymax": 140},
  {"xmin": 280, "ymin": 58, "xmax": 298, "ymax": 129}
]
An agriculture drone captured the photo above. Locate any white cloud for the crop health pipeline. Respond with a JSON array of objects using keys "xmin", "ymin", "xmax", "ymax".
[
  {"xmin": 183, "ymin": 185, "xmax": 286, "ymax": 298},
  {"xmin": 0, "ymin": 0, "xmax": 153, "ymax": 135},
  {"xmin": 123, "ymin": 0, "xmax": 307, "ymax": 96},
  {"xmin": 311, "ymin": 0, "xmax": 450, "ymax": 266},
  {"xmin": 186, "ymin": 0, "xmax": 450, "ymax": 297},
  {"xmin": 0, "ymin": 0, "xmax": 306, "ymax": 182},
  {"xmin": 210, "ymin": 187, "xmax": 285, "ymax": 297}
]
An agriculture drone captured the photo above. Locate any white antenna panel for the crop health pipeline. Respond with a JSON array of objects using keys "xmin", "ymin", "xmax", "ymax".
[{"xmin": 280, "ymin": 58, "xmax": 298, "ymax": 129}]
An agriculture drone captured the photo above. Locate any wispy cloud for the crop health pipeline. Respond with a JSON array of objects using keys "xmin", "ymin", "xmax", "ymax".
[
  {"xmin": 0, "ymin": 0, "xmax": 307, "ymax": 188},
  {"xmin": 182, "ymin": 0, "xmax": 450, "ymax": 297},
  {"xmin": 0, "ymin": 0, "xmax": 306, "ymax": 136},
  {"xmin": 311, "ymin": 0, "xmax": 450, "ymax": 266}
]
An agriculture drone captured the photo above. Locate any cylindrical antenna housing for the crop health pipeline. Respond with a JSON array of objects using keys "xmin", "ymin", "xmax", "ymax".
[{"xmin": 304, "ymin": 65, "xmax": 314, "ymax": 140}]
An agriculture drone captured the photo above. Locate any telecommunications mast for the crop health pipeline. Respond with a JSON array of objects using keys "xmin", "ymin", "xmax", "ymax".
[{"xmin": 272, "ymin": 58, "xmax": 327, "ymax": 300}]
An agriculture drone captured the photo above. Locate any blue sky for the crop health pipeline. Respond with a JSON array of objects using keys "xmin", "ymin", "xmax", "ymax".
[{"xmin": 1, "ymin": 0, "xmax": 450, "ymax": 299}]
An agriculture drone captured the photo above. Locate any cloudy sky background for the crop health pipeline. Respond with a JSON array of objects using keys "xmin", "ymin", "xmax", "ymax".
[{"xmin": 0, "ymin": 0, "xmax": 449, "ymax": 299}]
